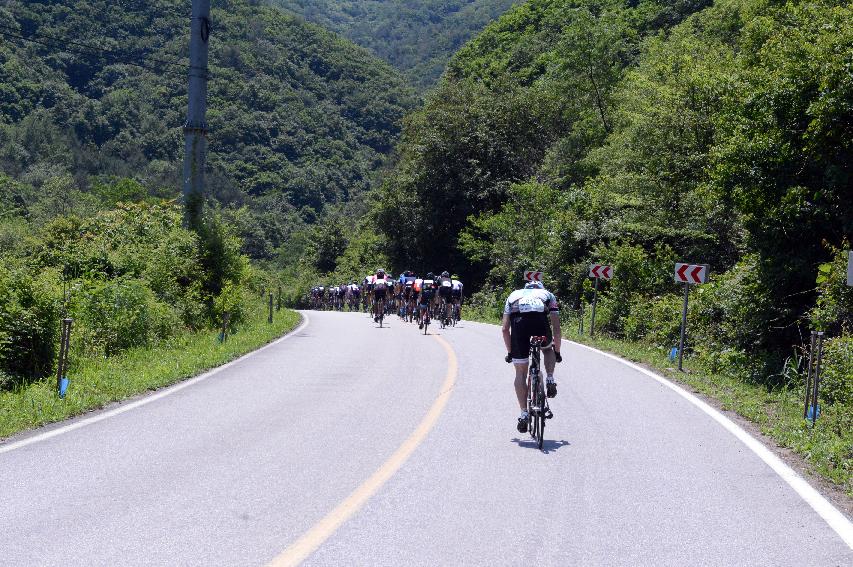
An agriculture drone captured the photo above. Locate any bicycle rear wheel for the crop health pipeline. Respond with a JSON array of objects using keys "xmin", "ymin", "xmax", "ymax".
[{"xmin": 535, "ymin": 378, "xmax": 546, "ymax": 450}]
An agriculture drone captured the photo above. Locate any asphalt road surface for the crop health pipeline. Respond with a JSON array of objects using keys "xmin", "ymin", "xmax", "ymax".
[{"xmin": 1, "ymin": 311, "xmax": 851, "ymax": 566}]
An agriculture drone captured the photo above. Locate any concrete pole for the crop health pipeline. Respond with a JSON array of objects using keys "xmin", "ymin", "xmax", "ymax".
[{"xmin": 183, "ymin": 0, "xmax": 211, "ymax": 231}]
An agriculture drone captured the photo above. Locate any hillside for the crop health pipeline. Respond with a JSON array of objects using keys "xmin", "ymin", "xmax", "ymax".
[
  {"xmin": 361, "ymin": 0, "xmax": 851, "ymax": 417},
  {"xmin": 0, "ymin": 0, "xmax": 416, "ymax": 258},
  {"xmin": 270, "ymin": 0, "xmax": 520, "ymax": 89}
]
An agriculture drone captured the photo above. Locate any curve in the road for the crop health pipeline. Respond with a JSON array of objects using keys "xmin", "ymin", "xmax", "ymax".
[
  {"xmin": 269, "ymin": 333, "xmax": 458, "ymax": 567},
  {"xmin": 568, "ymin": 340, "xmax": 853, "ymax": 550}
]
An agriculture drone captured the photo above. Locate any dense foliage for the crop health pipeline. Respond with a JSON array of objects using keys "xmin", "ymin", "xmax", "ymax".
[
  {"xmin": 0, "ymin": 200, "xmax": 270, "ymax": 387},
  {"xmin": 364, "ymin": 0, "xmax": 852, "ymax": 390},
  {"xmin": 0, "ymin": 0, "xmax": 416, "ymax": 259},
  {"xmin": 271, "ymin": 0, "xmax": 520, "ymax": 89}
]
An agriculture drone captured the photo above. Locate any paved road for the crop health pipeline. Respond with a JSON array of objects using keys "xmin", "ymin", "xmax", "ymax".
[{"xmin": 1, "ymin": 311, "xmax": 851, "ymax": 566}]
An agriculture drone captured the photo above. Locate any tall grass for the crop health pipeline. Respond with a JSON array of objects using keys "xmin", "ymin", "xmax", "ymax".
[{"xmin": 0, "ymin": 305, "xmax": 300, "ymax": 439}]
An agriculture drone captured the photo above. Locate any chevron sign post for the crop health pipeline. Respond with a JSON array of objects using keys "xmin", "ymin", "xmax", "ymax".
[
  {"xmin": 524, "ymin": 270, "xmax": 544, "ymax": 283},
  {"xmin": 588, "ymin": 264, "xmax": 614, "ymax": 336},
  {"xmin": 589, "ymin": 264, "xmax": 613, "ymax": 280},
  {"xmin": 674, "ymin": 263, "xmax": 709, "ymax": 284},
  {"xmin": 674, "ymin": 263, "xmax": 710, "ymax": 371}
]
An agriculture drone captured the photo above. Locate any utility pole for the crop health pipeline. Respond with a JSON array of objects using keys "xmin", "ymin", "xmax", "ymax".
[{"xmin": 183, "ymin": 0, "xmax": 211, "ymax": 231}]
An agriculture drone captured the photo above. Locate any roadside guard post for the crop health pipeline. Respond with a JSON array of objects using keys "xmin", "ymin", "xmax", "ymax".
[
  {"xmin": 56, "ymin": 318, "xmax": 73, "ymax": 398},
  {"xmin": 847, "ymin": 251, "xmax": 852, "ymax": 287},
  {"xmin": 674, "ymin": 263, "xmax": 709, "ymax": 371},
  {"xmin": 803, "ymin": 331, "xmax": 825, "ymax": 425},
  {"xmin": 268, "ymin": 293, "xmax": 274, "ymax": 324},
  {"xmin": 588, "ymin": 264, "xmax": 613, "ymax": 337}
]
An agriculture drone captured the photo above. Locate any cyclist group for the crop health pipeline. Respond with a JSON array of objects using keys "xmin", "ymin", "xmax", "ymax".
[
  {"xmin": 311, "ymin": 269, "xmax": 465, "ymax": 329},
  {"xmin": 310, "ymin": 271, "xmax": 563, "ymax": 435}
]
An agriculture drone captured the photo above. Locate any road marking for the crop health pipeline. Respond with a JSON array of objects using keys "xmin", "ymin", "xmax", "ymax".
[
  {"xmin": 568, "ymin": 339, "xmax": 853, "ymax": 550},
  {"xmin": 268, "ymin": 333, "xmax": 459, "ymax": 567},
  {"xmin": 0, "ymin": 313, "xmax": 311, "ymax": 455}
]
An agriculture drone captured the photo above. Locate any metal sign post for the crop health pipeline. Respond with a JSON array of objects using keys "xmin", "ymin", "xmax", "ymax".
[
  {"xmin": 674, "ymin": 263, "xmax": 709, "ymax": 371},
  {"xmin": 678, "ymin": 283, "xmax": 689, "ymax": 371},
  {"xmin": 804, "ymin": 331, "xmax": 825, "ymax": 425},
  {"xmin": 588, "ymin": 264, "xmax": 613, "ymax": 338},
  {"xmin": 55, "ymin": 318, "xmax": 73, "ymax": 398},
  {"xmin": 590, "ymin": 277, "xmax": 600, "ymax": 337},
  {"xmin": 578, "ymin": 300, "xmax": 584, "ymax": 335}
]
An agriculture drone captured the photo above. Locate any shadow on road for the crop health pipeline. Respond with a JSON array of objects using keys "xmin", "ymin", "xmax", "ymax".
[{"xmin": 511, "ymin": 438, "xmax": 571, "ymax": 454}]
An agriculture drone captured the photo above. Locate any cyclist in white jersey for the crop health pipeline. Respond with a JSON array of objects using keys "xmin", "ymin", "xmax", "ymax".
[{"xmin": 502, "ymin": 281, "xmax": 562, "ymax": 432}]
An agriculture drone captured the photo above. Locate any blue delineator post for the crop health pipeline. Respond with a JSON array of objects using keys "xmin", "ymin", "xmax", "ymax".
[{"xmin": 183, "ymin": 0, "xmax": 211, "ymax": 230}]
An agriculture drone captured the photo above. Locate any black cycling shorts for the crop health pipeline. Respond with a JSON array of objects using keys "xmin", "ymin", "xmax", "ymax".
[
  {"xmin": 374, "ymin": 288, "xmax": 387, "ymax": 299},
  {"xmin": 510, "ymin": 312, "xmax": 552, "ymax": 364},
  {"xmin": 438, "ymin": 286, "xmax": 452, "ymax": 299}
]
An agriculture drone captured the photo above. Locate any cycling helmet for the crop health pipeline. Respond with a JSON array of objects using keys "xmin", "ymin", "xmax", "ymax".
[
  {"xmin": 426, "ymin": 272, "xmax": 434, "ymax": 280},
  {"xmin": 524, "ymin": 281, "xmax": 544, "ymax": 289},
  {"xmin": 441, "ymin": 271, "xmax": 450, "ymax": 278}
]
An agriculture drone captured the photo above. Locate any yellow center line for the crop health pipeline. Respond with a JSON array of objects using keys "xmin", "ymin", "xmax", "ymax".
[{"xmin": 267, "ymin": 333, "xmax": 459, "ymax": 567}]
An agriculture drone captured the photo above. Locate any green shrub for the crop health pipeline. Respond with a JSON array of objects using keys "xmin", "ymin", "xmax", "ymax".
[
  {"xmin": 75, "ymin": 278, "xmax": 178, "ymax": 357},
  {"xmin": 624, "ymin": 294, "xmax": 682, "ymax": 347},
  {"xmin": 811, "ymin": 245, "xmax": 853, "ymax": 335},
  {"xmin": 820, "ymin": 335, "xmax": 853, "ymax": 407},
  {"xmin": 213, "ymin": 282, "xmax": 250, "ymax": 330},
  {"xmin": 689, "ymin": 255, "xmax": 777, "ymax": 375},
  {"xmin": 0, "ymin": 265, "xmax": 61, "ymax": 384},
  {"xmin": 589, "ymin": 242, "xmax": 677, "ymax": 336}
]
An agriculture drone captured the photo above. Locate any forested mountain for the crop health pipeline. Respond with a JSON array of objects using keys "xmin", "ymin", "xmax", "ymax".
[
  {"xmin": 270, "ymin": 0, "xmax": 520, "ymax": 89},
  {"xmin": 0, "ymin": 0, "xmax": 416, "ymax": 258},
  {"xmin": 350, "ymin": 0, "xmax": 852, "ymax": 392}
]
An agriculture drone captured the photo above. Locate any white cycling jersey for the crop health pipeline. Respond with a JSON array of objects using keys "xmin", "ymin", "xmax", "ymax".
[
  {"xmin": 503, "ymin": 288, "xmax": 559, "ymax": 315},
  {"xmin": 451, "ymin": 279, "xmax": 463, "ymax": 292}
]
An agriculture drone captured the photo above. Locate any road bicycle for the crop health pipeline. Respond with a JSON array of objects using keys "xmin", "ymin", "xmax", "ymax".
[
  {"xmin": 526, "ymin": 335, "xmax": 553, "ymax": 450},
  {"xmin": 420, "ymin": 304, "xmax": 430, "ymax": 334}
]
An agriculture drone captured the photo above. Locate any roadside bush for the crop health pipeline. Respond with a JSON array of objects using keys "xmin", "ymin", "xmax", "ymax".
[
  {"xmin": 213, "ymin": 282, "xmax": 250, "ymax": 330},
  {"xmin": 811, "ymin": 245, "xmax": 853, "ymax": 335},
  {"xmin": 624, "ymin": 293, "xmax": 682, "ymax": 347},
  {"xmin": 75, "ymin": 278, "xmax": 178, "ymax": 357},
  {"xmin": 0, "ymin": 265, "xmax": 60, "ymax": 385},
  {"xmin": 820, "ymin": 335, "xmax": 853, "ymax": 406},
  {"xmin": 689, "ymin": 255, "xmax": 777, "ymax": 375},
  {"xmin": 589, "ymin": 242, "xmax": 677, "ymax": 335}
]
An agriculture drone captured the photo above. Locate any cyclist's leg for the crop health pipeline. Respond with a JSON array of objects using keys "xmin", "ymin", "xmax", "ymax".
[{"xmin": 509, "ymin": 316, "xmax": 532, "ymax": 410}]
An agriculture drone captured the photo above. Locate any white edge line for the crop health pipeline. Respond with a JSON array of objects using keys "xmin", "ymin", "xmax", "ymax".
[
  {"xmin": 566, "ymin": 339, "xmax": 853, "ymax": 550},
  {"xmin": 0, "ymin": 312, "xmax": 311, "ymax": 455}
]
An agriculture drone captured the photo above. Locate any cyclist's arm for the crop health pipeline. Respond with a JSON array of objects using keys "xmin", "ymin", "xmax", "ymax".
[
  {"xmin": 550, "ymin": 311, "xmax": 562, "ymax": 352},
  {"xmin": 502, "ymin": 314, "xmax": 512, "ymax": 354}
]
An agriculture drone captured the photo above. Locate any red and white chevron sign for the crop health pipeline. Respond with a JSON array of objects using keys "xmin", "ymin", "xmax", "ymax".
[
  {"xmin": 589, "ymin": 264, "xmax": 613, "ymax": 280},
  {"xmin": 524, "ymin": 270, "xmax": 543, "ymax": 282},
  {"xmin": 675, "ymin": 263, "xmax": 709, "ymax": 284}
]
